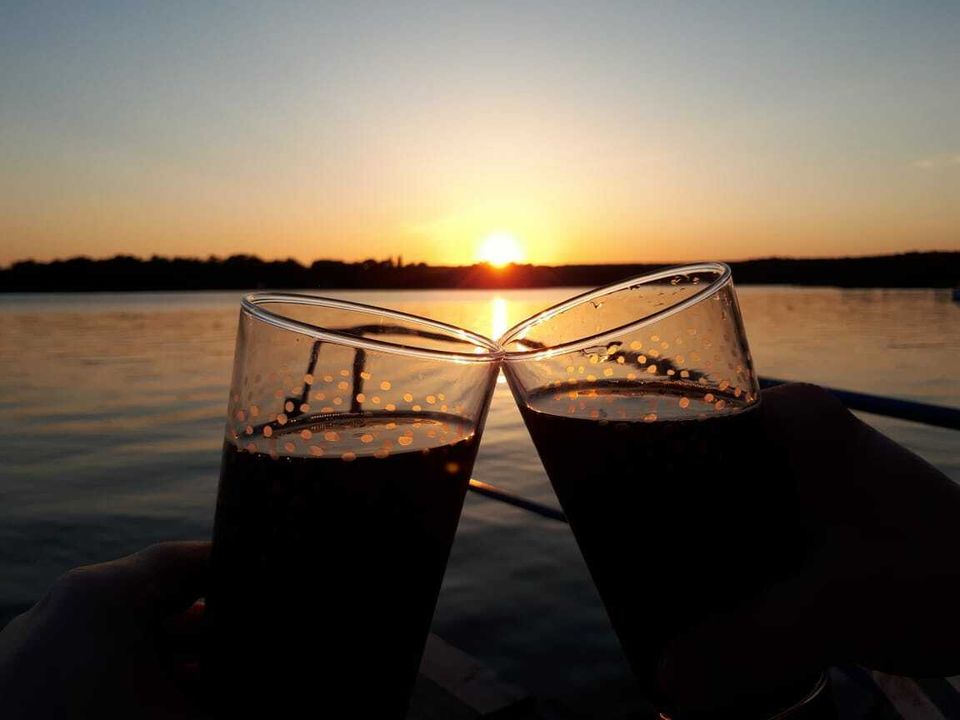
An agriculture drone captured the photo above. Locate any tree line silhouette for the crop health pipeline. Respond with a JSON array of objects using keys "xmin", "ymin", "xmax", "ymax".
[{"xmin": 0, "ymin": 252, "xmax": 957, "ymax": 292}]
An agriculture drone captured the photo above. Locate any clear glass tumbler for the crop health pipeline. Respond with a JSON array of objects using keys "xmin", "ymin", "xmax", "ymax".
[
  {"xmin": 500, "ymin": 263, "xmax": 827, "ymax": 719},
  {"xmin": 205, "ymin": 293, "xmax": 501, "ymax": 718}
]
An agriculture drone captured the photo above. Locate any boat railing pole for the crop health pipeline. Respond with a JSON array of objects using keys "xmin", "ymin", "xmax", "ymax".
[
  {"xmin": 758, "ymin": 377, "xmax": 960, "ymax": 431},
  {"xmin": 468, "ymin": 377, "xmax": 960, "ymax": 520}
]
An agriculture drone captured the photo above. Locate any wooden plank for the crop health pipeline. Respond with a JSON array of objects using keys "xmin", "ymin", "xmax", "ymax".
[
  {"xmin": 871, "ymin": 672, "xmax": 946, "ymax": 720},
  {"xmin": 537, "ymin": 675, "xmax": 658, "ymax": 719},
  {"xmin": 913, "ymin": 678, "xmax": 960, "ymax": 719},
  {"xmin": 410, "ymin": 634, "xmax": 538, "ymax": 719},
  {"xmin": 411, "ymin": 645, "xmax": 960, "ymax": 720},
  {"xmin": 830, "ymin": 666, "xmax": 902, "ymax": 719}
]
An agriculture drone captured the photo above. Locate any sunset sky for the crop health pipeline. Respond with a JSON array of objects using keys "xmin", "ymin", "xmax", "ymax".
[{"xmin": 1, "ymin": 1, "xmax": 958, "ymax": 267}]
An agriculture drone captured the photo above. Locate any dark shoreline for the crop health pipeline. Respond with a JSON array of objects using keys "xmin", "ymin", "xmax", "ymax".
[{"xmin": 1, "ymin": 251, "xmax": 957, "ymax": 292}]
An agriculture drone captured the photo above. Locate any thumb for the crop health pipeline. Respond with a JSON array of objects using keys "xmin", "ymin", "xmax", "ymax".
[
  {"xmin": 119, "ymin": 541, "xmax": 211, "ymax": 618},
  {"xmin": 657, "ymin": 570, "xmax": 828, "ymax": 718},
  {"xmin": 67, "ymin": 541, "xmax": 211, "ymax": 621}
]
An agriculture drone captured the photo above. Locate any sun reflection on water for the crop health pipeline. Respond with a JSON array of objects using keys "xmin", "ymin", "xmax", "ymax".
[
  {"xmin": 491, "ymin": 296, "xmax": 509, "ymax": 383},
  {"xmin": 490, "ymin": 296, "xmax": 509, "ymax": 341}
]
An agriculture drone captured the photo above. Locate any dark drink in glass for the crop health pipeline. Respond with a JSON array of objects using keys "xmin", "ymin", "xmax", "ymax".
[
  {"xmin": 208, "ymin": 412, "xmax": 478, "ymax": 716},
  {"xmin": 516, "ymin": 382, "xmax": 821, "ymax": 716},
  {"xmin": 502, "ymin": 265, "xmax": 830, "ymax": 719},
  {"xmin": 205, "ymin": 294, "xmax": 500, "ymax": 717}
]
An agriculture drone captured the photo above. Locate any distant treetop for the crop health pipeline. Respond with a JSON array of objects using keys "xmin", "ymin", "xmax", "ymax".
[{"xmin": 1, "ymin": 251, "xmax": 957, "ymax": 292}]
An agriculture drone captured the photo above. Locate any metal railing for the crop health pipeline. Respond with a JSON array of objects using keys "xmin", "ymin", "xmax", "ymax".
[
  {"xmin": 758, "ymin": 377, "xmax": 960, "ymax": 431},
  {"xmin": 466, "ymin": 377, "xmax": 960, "ymax": 523}
]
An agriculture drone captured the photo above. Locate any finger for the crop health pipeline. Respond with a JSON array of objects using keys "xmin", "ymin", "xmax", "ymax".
[
  {"xmin": 65, "ymin": 541, "xmax": 211, "ymax": 621},
  {"xmin": 163, "ymin": 599, "xmax": 206, "ymax": 638},
  {"xmin": 758, "ymin": 383, "xmax": 869, "ymax": 524},
  {"xmin": 759, "ymin": 383, "xmax": 855, "ymax": 473},
  {"xmin": 124, "ymin": 541, "xmax": 211, "ymax": 618},
  {"xmin": 759, "ymin": 382, "xmax": 851, "ymax": 426},
  {"xmin": 658, "ymin": 567, "xmax": 829, "ymax": 718}
]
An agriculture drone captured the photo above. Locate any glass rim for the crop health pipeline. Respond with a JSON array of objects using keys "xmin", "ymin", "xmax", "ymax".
[
  {"xmin": 241, "ymin": 292, "xmax": 501, "ymax": 363},
  {"xmin": 498, "ymin": 262, "xmax": 732, "ymax": 361}
]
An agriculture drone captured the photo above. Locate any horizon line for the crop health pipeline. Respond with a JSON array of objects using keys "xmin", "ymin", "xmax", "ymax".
[{"xmin": 3, "ymin": 248, "xmax": 957, "ymax": 272}]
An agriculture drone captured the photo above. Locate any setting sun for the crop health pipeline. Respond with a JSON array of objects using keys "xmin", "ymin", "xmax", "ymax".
[{"xmin": 477, "ymin": 232, "xmax": 525, "ymax": 268}]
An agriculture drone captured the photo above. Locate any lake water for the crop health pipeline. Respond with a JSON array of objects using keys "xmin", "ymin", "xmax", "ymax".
[{"xmin": 0, "ymin": 286, "xmax": 957, "ymax": 699}]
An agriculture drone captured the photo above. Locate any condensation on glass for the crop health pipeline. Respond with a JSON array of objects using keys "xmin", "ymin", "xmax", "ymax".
[
  {"xmin": 500, "ymin": 263, "xmax": 759, "ymax": 423},
  {"xmin": 224, "ymin": 293, "xmax": 501, "ymax": 461}
]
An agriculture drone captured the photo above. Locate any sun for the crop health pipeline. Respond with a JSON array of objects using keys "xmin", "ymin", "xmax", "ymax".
[{"xmin": 477, "ymin": 232, "xmax": 524, "ymax": 268}]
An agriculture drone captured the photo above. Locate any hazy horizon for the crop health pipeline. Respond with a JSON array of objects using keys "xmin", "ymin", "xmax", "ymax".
[{"xmin": 2, "ymin": 2, "xmax": 959, "ymax": 266}]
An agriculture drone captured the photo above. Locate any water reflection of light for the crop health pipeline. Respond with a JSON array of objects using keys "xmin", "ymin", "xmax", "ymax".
[
  {"xmin": 491, "ymin": 297, "xmax": 509, "ymax": 341},
  {"xmin": 491, "ymin": 297, "xmax": 509, "ymax": 383}
]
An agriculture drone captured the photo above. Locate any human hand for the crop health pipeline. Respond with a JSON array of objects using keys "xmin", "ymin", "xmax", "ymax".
[
  {"xmin": 658, "ymin": 383, "xmax": 960, "ymax": 716},
  {"xmin": 0, "ymin": 541, "xmax": 210, "ymax": 720}
]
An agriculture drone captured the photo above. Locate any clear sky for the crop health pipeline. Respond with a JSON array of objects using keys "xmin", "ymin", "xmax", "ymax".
[{"xmin": 1, "ymin": 1, "xmax": 958, "ymax": 266}]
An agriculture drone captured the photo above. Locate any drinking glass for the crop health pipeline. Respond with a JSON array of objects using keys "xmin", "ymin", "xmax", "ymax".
[
  {"xmin": 205, "ymin": 293, "xmax": 501, "ymax": 717},
  {"xmin": 500, "ymin": 264, "xmax": 828, "ymax": 719}
]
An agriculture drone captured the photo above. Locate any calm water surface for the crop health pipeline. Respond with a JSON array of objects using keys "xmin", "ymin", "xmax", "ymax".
[{"xmin": 0, "ymin": 286, "xmax": 957, "ymax": 697}]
